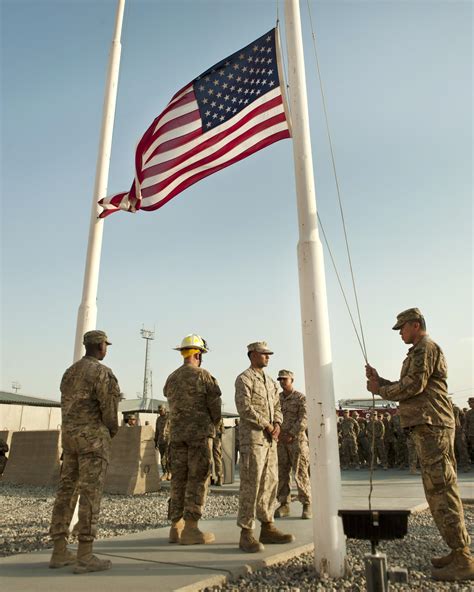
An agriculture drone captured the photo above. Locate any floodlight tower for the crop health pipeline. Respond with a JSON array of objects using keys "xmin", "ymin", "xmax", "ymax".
[
  {"xmin": 140, "ymin": 326, "xmax": 155, "ymax": 409},
  {"xmin": 12, "ymin": 381, "xmax": 21, "ymax": 394}
]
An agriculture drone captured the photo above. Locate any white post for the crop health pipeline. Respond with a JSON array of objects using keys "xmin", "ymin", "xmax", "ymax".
[
  {"xmin": 284, "ymin": 0, "xmax": 346, "ymax": 577},
  {"xmin": 73, "ymin": 0, "xmax": 125, "ymax": 362}
]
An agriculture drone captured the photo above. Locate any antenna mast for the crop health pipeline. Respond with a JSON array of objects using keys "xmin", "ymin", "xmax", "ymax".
[{"xmin": 140, "ymin": 326, "xmax": 155, "ymax": 409}]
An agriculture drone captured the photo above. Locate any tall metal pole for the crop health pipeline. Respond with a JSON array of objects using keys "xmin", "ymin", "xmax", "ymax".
[
  {"xmin": 73, "ymin": 0, "xmax": 125, "ymax": 362},
  {"xmin": 284, "ymin": 0, "xmax": 346, "ymax": 577}
]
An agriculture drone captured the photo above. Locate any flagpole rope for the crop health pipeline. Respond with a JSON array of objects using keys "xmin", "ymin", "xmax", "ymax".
[{"xmin": 305, "ymin": 0, "xmax": 368, "ymax": 363}]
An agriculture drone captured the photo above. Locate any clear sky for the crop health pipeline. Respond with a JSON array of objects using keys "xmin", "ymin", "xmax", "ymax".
[{"xmin": 1, "ymin": 0, "xmax": 472, "ymax": 412}]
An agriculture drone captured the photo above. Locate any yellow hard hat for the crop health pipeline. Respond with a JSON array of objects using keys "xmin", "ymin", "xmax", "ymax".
[{"xmin": 173, "ymin": 334, "xmax": 209, "ymax": 353}]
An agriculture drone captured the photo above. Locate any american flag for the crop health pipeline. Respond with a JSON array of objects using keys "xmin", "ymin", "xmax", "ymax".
[{"xmin": 99, "ymin": 28, "xmax": 291, "ymax": 217}]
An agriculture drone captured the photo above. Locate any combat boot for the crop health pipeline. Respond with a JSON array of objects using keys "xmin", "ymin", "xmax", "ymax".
[
  {"xmin": 432, "ymin": 547, "xmax": 474, "ymax": 581},
  {"xmin": 274, "ymin": 503, "xmax": 290, "ymax": 518},
  {"xmin": 301, "ymin": 503, "xmax": 312, "ymax": 519},
  {"xmin": 168, "ymin": 518, "xmax": 184, "ymax": 543},
  {"xmin": 431, "ymin": 550, "xmax": 455, "ymax": 568},
  {"xmin": 239, "ymin": 528, "xmax": 264, "ymax": 553},
  {"xmin": 179, "ymin": 519, "xmax": 215, "ymax": 545},
  {"xmin": 73, "ymin": 541, "xmax": 112, "ymax": 574},
  {"xmin": 259, "ymin": 522, "xmax": 295, "ymax": 544},
  {"xmin": 48, "ymin": 537, "xmax": 76, "ymax": 569}
]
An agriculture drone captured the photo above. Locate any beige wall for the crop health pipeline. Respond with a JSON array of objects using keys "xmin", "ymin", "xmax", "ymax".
[{"xmin": 0, "ymin": 404, "xmax": 61, "ymax": 434}]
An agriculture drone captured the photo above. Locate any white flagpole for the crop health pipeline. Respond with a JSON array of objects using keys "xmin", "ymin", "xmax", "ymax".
[
  {"xmin": 73, "ymin": 0, "xmax": 125, "ymax": 362},
  {"xmin": 284, "ymin": 0, "xmax": 346, "ymax": 577}
]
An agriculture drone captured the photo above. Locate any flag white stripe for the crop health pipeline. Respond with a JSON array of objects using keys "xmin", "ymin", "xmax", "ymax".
[{"xmin": 141, "ymin": 120, "xmax": 288, "ymax": 207}]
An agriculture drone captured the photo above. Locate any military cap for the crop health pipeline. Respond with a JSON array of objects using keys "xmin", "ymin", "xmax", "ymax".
[
  {"xmin": 392, "ymin": 308, "xmax": 424, "ymax": 330},
  {"xmin": 343, "ymin": 409, "xmax": 350, "ymax": 414},
  {"xmin": 277, "ymin": 369, "xmax": 294, "ymax": 380},
  {"xmin": 83, "ymin": 330, "xmax": 112, "ymax": 346},
  {"xmin": 158, "ymin": 404, "xmax": 165, "ymax": 410},
  {"xmin": 383, "ymin": 412, "xmax": 390, "ymax": 417},
  {"xmin": 351, "ymin": 411, "xmax": 359, "ymax": 417},
  {"xmin": 247, "ymin": 341, "xmax": 273, "ymax": 354},
  {"xmin": 468, "ymin": 397, "xmax": 474, "ymax": 403}
]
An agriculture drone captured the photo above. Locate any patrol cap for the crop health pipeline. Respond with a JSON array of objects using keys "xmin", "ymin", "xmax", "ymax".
[
  {"xmin": 277, "ymin": 369, "xmax": 294, "ymax": 380},
  {"xmin": 247, "ymin": 341, "xmax": 273, "ymax": 354},
  {"xmin": 342, "ymin": 409, "xmax": 350, "ymax": 414},
  {"xmin": 392, "ymin": 308, "xmax": 424, "ymax": 330},
  {"xmin": 83, "ymin": 330, "xmax": 111, "ymax": 346}
]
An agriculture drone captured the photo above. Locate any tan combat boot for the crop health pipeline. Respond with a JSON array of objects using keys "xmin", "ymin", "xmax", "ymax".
[
  {"xmin": 239, "ymin": 528, "xmax": 264, "ymax": 553},
  {"xmin": 259, "ymin": 522, "xmax": 295, "ymax": 544},
  {"xmin": 301, "ymin": 503, "xmax": 312, "ymax": 519},
  {"xmin": 168, "ymin": 518, "xmax": 184, "ymax": 543},
  {"xmin": 73, "ymin": 541, "xmax": 112, "ymax": 574},
  {"xmin": 432, "ymin": 547, "xmax": 474, "ymax": 581},
  {"xmin": 48, "ymin": 537, "xmax": 76, "ymax": 569},
  {"xmin": 179, "ymin": 519, "xmax": 215, "ymax": 545},
  {"xmin": 274, "ymin": 503, "xmax": 290, "ymax": 518},
  {"xmin": 431, "ymin": 550, "xmax": 455, "ymax": 568}
]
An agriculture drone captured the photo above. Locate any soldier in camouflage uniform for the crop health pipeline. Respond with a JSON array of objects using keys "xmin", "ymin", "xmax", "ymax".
[
  {"xmin": 154, "ymin": 404, "xmax": 171, "ymax": 480},
  {"xmin": 382, "ymin": 412, "xmax": 397, "ymax": 468},
  {"xmin": 49, "ymin": 330, "xmax": 120, "ymax": 574},
  {"xmin": 0, "ymin": 437, "xmax": 9, "ymax": 474},
  {"xmin": 354, "ymin": 412, "xmax": 369, "ymax": 466},
  {"xmin": 366, "ymin": 412, "xmax": 388, "ymax": 469},
  {"xmin": 366, "ymin": 308, "xmax": 473, "ymax": 581},
  {"xmin": 339, "ymin": 409, "xmax": 360, "ymax": 470},
  {"xmin": 453, "ymin": 405, "xmax": 471, "ymax": 472},
  {"xmin": 235, "ymin": 342, "xmax": 294, "ymax": 553},
  {"xmin": 274, "ymin": 370, "xmax": 312, "ymax": 519},
  {"xmin": 212, "ymin": 418, "xmax": 224, "ymax": 485},
  {"xmin": 164, "ymin": 334, "xmax": 222, "ymax": 545},
  {"xmin": 464, "ymin": 397, "xmax": 474, "ymax": 461},
  {"xmin": 391, "ymin": 408, "xmax": 408, "ymax": 469}
]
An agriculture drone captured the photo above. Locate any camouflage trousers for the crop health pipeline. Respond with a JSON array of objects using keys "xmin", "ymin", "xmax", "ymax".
[
  {"xmin": 368, "ymin": 438, "xmax": 387, "ymax": 467},
  {"xmin": 411, "ymin": 424, "xmax": 470, "ymax": 550},
  {"xmin": 407, "ymin": 433, "xmax": 418, "ymax": 469},
  {"xmin": 238, "ymin": 440, "xmax": 278, "ymax": 529},
  {"xmin": 158, "ymin": 440, "xmax": 170, "ymax": 475},
  {"xmin": 169, "ymin": 437, "xmax": 212, "ymax": 522},
  {"xmin": 340, "ymin": 436, "xmax": 359, "ymax": 467},
  {"xmin": 49, "ymin": 450, "xmax": 108, "ymax": 542},
  {"xmin": 454, "ymin": 430, "xmax": 471, "ymax": 468},
  {"xmin": 212, "ymin": 436, "xmax": 223, "ymax": 480},
  {"xmin": 277, "ymin": 438, "xmax": 311, "ymax": 504}
]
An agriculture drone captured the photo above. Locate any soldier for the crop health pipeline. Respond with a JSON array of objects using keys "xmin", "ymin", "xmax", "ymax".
[
  {"xmin": 453, "ymin": 405, "xmax": 471, "ymax": 472},
  {"xmin": 49, "ymin": 330, "xmax": 120, "ymax": 574},
  {"xmin": 154, "ymin": 404, "xmax": 171, "ymax": 480},
  {"xmin": 354, "ymin": 412, "xmax": 369, "ymax": 467},
  {"xmin": 382, "ymin": 412, "xmax": 397, "ymax": 468},
  {"xmin": 366, "ymin": 307, "xmax": 473, "ymax": 581},
  {"xmin": 339, "ymin": 410, "xmax": 360, "ymax": 470},
  {"xmin": 212, "ymin": 418, "xmax": 224, "ymax": 486},
  {"xmin": 235, "ymin": 342, "xmax": 294, "ymax": 553},
  {"xmin": 126, "ymin": 414, "xmax": 137, "ymax": 426},
  {"xmin": 0, "ymin": 437, "xmax": 9, "ymax": 474},
  {"xmin": 391, "ymin": 408, "xmax": 408, "ymax": 469},
  {"xmin": 274, "ymin": 370, "xmax": 312, "ymax": 519},
  {"xmin": 164, "ymin": 334, "xmax": 222, "ymax": 545},
  {"xmin": 464, "ymin": 397, "xmax": 474, "ymax": 461},
  {"xmin": 366, "ymin": 412, "xmax": 388, "ymax": 469}
]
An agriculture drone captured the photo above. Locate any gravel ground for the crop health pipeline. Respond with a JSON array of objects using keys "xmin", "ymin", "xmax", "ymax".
[
  {"xmin": 205, "ymin": 505, "xmax": 474, "ymax": 592},
  {"xmin": 1, "ymin": 484, "xmax": 472, "ymax": 591},
  {"xmin": 0, "ymin": 483, "xmax": 239, "ymax": 557}
]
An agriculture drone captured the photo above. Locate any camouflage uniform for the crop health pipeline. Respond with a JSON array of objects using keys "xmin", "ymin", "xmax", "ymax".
[
  {"xmin": 49, "ymin": 355, "xmax": 120, "ymax": 542},
  {"xmin": 154, "ymin": 411, "xmax": 170, "ymax": 476},
  {"xmin": 382, "ymin": 414, "xmax": 397, "ymax": 468},
  {"xmin": 356, "ymin": 417, "xmax": 369, "ymax": 465},
  {"xmin": 378, "ymin": 334, "xmax": 470, "ymax": 551},
  {"xmin": 212, "ymin": 418, "xmax": 224, "ymax": 483},
  {"xmin": 164, "ymin": 364, "xmax": 222, "ymax": 523},
  {"xmin": 0, "ymin": 438, "xmax": 9, "ymax": 474},
  {"xmin": 339, "ymin": 414, "xmax": 360, "ymax": 469},
  {"xmin": 453, "ymin": 406, "xmax": 470, "ymax": 470},
  {"xmin": 366, "ymin": 417, "xmax": 387, "ymax": 468},
  {"xmin": 235, "ymin": 367, "xmax": 282, "ymax": 529},
  {"xmin": 391, "ymin": 413, "xmax": 408, "ymax": 468},
  {"xmin": 463, "ymin": 406, "xmax": 474, "ymax": 461},
  {"xmin": 277, "ymin": 389, "xmax": 311, "ymax": 505}
]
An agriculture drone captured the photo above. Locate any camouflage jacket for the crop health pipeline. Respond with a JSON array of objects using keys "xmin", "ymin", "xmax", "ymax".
[
  {"xmin": 464, "ymin": 409, "xmax": 474, "ymax": 438},
  {"xmin": 378, "ymin": 336, "xmax": 454, "ymax": 429},
  {"xmin": 279, "ymin": 390, "xmax": 308, "ymax": 441},
  {"xmin": 154, "ymin": 414, "xmax": 170, "ymax": 445},
  {"xmin": 382, "ymin": 418, "xmax": 396, "ymax": 442},
  {"xmin": 340, "ymin": 417, "xmax": 359, "ymax": 438},
  {"xmin": 235, "ymin": 367, "xmax": 282, "ymax": 446},
  {"xmin": 366, "ymin": 419, "xmax": 385, "ymax": 439},
  {"xmin": 60, "ymin": 356, "xmax": 120, "ymax": 461},
  {"xmin": 163, "ymin": 364, "xmax": 222, "ymax": 442}
]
